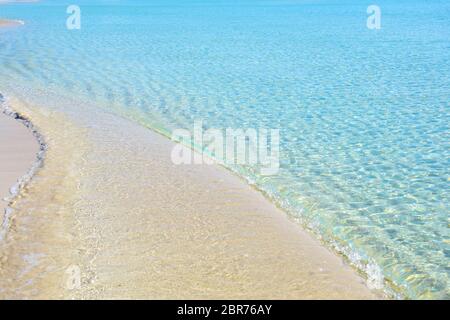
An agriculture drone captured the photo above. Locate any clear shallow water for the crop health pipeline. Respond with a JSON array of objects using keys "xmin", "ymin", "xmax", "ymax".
[{"xmin": 0, "ymin": 0, "xmax": 449, "ymax": 298}]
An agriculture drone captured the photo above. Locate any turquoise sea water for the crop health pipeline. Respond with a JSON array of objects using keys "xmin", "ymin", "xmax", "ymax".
[{"xmin": 0, "ymin": 0, "xmax": 449, "ymax": 298}]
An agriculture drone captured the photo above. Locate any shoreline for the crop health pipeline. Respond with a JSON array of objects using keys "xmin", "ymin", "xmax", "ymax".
[
  {"xmin": 124, "ymin": 113, "xmax": 394, "ymax": 297},
  {"xmin": 0, "ymin": 93, "xmax": 382, "ymax": 299},
  {"xmin": 0, "ymin": 19, "xmax": 24, "ymax": 28},
  {"xmin": 0, "ymin": 0, "xmax": 36, "ymax": 27},
  {"xmin": 0, "ymin": 95, "xmax": 43, "ymax": 242}
]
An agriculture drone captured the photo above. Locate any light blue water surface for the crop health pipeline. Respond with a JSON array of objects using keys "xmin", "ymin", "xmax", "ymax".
[{"xmin": 0, "ymin": 0, "xmax": 449, "ymax": 298}]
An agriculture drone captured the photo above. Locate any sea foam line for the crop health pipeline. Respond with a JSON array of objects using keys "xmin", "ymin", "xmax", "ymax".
[
  {"xmin": 0, "ymin": 93, "xmax": 46, "ymax": 242},
  {"xmin": 124, "ymin": 111, "xmax": 396, "ymax": 299}
]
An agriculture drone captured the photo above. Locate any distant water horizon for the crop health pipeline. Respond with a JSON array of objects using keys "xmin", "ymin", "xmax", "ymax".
[{"xmin": 0, "ymin": 0, "xmax": 448, "ymax": 299}]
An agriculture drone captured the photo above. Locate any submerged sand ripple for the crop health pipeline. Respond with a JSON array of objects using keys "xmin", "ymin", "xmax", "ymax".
[{"xmin": 0, "ymin": 95, "xmax": 381, "ymax": 299}]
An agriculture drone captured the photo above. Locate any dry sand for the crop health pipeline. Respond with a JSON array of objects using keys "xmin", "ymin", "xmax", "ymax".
[
  {"xmin": 0, "ymin": 19, "xmax": 24, "ymax": 28},
  {"xmin": 0, "ymin": 0, "xmax": 38, "ymax": 4},
  {"xmin": 0, "ymin": 95, "xmax": 382, "ymax": 299},
  {"xmin": 0, "ymin": 112, "xmax": 39, "ymax": 224},
  {"xmin": 0, "ymin": 0, "xmax": 382, "ymax": 302}
]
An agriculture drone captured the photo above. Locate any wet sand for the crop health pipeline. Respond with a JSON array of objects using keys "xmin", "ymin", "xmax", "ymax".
[
  {"xmin": 0, "ymin": 0, "xmax": 38, "ymax": 4},
  {"xmin": 0, "ymin": 95, "xmax": 381, "ymax": 299}
]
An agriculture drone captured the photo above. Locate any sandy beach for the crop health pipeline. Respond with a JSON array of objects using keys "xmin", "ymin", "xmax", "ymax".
[
  {"xmin": 0, "ymin": 0, "xmax": 34, "ymax": 27},
  {"xmin": 0, "ymin": 94, "xmax": 381, "ymax": 299},
  {"xmin": 0, "ymin": 108, "xmax": 39, "ymax": 233},
  {"xmin": 0, "ymin": 19, "xmax": 24, "ymax": 27}
]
